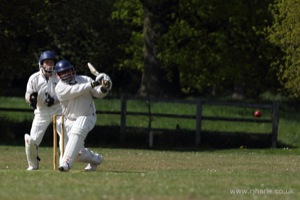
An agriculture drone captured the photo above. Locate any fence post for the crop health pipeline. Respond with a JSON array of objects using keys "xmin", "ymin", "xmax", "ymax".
[
  {"xmin": 271, "ymin": 102, "xmax": 279, "ymax": 148},
  {"xmin": 195, "ymin": 98, "xmax": 202, "ymax": 145},
  {"xmin": 146, "ymin": 96, "xmax": 153, "ymax": 148},
  {"xmin": 120, "ymin": 95, "xmax": 127, "ymax": 143},
  {"xmin": 149, "ymin": 131, "xmax": 153, "ymax": 147}
]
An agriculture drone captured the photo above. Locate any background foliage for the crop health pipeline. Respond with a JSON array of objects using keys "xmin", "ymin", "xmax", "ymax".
[
  {"xmin": 268, "ymin": 0, "xmax": 300, "ymax": 98},
  {"xmin": 0, "ymin": 0, "xmax": 298, "ymax": 99}
]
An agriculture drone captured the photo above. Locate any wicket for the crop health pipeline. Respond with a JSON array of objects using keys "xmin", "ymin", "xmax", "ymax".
[{"xmin": 53, "ymin": 115, "xmax": 64, "ymax": 170}]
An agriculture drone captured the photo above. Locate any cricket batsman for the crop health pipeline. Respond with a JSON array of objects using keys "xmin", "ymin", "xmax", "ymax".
[{"xmin": 54, "ymin": 59, "xmax": 112, "ymax": 171}]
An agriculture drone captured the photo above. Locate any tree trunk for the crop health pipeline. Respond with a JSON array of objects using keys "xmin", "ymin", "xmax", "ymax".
[
  {"xmin": 138, "ymin": 0, "xmax": 179, "ymax": 97},
  {"xmin": 232, "ymin": 82, "xmax": 245, "ymax": 101}
]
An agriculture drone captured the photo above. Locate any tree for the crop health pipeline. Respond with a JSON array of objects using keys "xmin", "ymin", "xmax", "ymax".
[
  {"xmin": 1, "ymin": 0, "xmax": 280, "ymax": 99},
  {"xmin": 38, "ymin": 1, "xmax": 118, "ymax": 73},
  {"xmin": 113, "ymin": 0, "xmax": 180, "ymax": 97},
  {"xmin": 0, "ymin": 1, "xmax": 121, "ymax": 95},
  {"xmin": 160, "ymin": 0, "xmax": 278, "ymax": 98},
  {"xmin": 268, "ymin": 0, "xmax": 300, "ymax": 98},
  {"xmin": 138, "ymin": 0, "xmax": 180, "ymax": 97},
  {"xmin": 0, "ymin": 0, "xmax": 43, "ymax": 95},
  {"xmin": 113, "ymin": 0, "xmax": 278, "ymax": 99}
]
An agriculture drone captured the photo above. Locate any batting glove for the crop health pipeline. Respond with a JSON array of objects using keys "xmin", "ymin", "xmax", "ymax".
[
  {"xmin": 91, "ymin": 81, "xmax": 101, "ymax": 88},
  {"xmin": 96, "ymin": 73, "xmax": 112, "ymax": 90}
]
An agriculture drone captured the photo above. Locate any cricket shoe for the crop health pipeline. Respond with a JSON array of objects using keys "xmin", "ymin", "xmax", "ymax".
[
  {"xmin": 58, "ymin": 163, "xmax": 70, "ymax": 172},
  {"xmin": 27, "ymin": 166, "xmax": 38, "ymax": 171},
  {"xmin": 84, "ymin": 154, "xmax": 103, "ymax": 171}
]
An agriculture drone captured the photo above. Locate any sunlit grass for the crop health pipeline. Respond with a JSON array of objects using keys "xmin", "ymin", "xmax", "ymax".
[{"xmin": 0, "ymin": 146, "xmax": 299, "ymax": 200}]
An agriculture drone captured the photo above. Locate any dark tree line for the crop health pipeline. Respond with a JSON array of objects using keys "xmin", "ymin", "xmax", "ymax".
[{"xmin": 0, "ymin": 0, "xmax": 296, "ymax": 100}]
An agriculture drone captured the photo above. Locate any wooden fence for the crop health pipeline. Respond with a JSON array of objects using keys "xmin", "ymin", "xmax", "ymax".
[
  {"xmin": 114, "ymin": 96, "xmax": 279, "ymax": 148},
  {"xmin": 0, "ymin": 96, "xmax": 279, "ymax": 148}
]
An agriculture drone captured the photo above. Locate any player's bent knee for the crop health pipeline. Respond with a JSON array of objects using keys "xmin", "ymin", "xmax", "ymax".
[{"xmin": 24, "ymin": 134, "xmax": 36, "ymax": 146}]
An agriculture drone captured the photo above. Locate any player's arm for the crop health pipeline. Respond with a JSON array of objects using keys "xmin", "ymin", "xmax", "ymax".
[{"xmin": 55, "ymin": 81, "xmax": 94, "ymax": 101}]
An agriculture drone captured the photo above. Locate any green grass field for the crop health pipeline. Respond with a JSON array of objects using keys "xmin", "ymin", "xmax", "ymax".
[
  {"xmin": 0, "ymin": 96, "xmax": 300, "ymax": 199},
  {"xmin": 0, "ymin": 146, "xmax": 299, "ymax": 200}
]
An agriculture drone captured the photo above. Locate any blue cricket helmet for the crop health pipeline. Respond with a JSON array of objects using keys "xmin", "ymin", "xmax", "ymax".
[
  {"xmin": 39, "ymin": 51, "xmax": 56, "ymax": 66},
  {"xmin": 38, "ymin": 50, "xmax": 56, "ymax": 75},
  {"xmin": 55, "ymin": 60, "xmax": 74, "ymax": 73},
  {"xmin": 55, "ymin": 60, "xmax": 76, "ymax": 85}
]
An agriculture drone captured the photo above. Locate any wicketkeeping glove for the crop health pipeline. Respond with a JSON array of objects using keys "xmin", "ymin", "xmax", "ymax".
[
  {"xmin": 29, "ymin": 92, "xmax": 38, "ymax": 109},
  {"xmin": 45, "ymin": 93, "xmax": 55, "ymax": 107}
]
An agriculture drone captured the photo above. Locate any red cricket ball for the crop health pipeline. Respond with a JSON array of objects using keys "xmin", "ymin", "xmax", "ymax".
[{"xmin": 254, "ymin": 110, "xmax": 262, "ymax": 118}]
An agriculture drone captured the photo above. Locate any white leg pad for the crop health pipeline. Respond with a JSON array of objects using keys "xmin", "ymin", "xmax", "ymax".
[
  {"xmin": 24, "ymin": 134, "xmax": 39, "ymax": 169},
  {"xmin": 60, "ymin": 115, "xmax": 96, "ymax": 169},
  {"xmin": 60, "ymin": 134, "xmax": 84, "ymax": 168},
  {"xmin": 76, "ymin": 148, "xmax": 101, "ymax": 165}
]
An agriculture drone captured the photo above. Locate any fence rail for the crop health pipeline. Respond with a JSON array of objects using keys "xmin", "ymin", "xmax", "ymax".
[
  {"xmin": 118, "ymin": 96, "xmax": 279, "ymax": 148},
  {"xmin": 0, "ymin": 96, "xmax": 279, "ymax": 148}
]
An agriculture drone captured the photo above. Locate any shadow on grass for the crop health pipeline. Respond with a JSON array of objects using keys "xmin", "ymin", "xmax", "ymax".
[{"xmin": 0, "ymin": 118, "xmax": 293, "ymax": 150}]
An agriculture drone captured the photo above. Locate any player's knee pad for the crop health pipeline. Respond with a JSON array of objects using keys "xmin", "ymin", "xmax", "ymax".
[
  {"xmin": 70, "ymin": 116, "xmax": 96, "ymax": 139},
  {"xmin": 25, "ymin": 134, "xmax": 36, "ymax": 146}
]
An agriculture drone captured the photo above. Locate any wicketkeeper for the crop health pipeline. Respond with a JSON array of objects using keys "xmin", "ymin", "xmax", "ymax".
[
  {"xmin": 54, "ymin": 59, "xmax": 112, "ymax": 172},
  {"xmin": 24, "ymin": 50, "xmax": 62, "ymax": 170}
]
